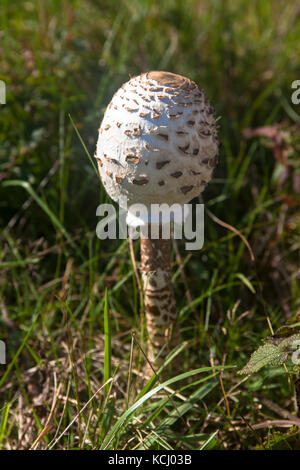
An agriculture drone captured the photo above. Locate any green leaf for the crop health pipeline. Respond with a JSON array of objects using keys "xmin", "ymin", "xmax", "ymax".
[
  {"xmin": 238, "ymin": 343, "xmax": 288, "ymax": 375},
  {"xmin": 239, "ymin": 325, "xmax": 300, "ymax": 376},
  {"xmin": 266, "ymin": 332, "xmax": 300, "ymax": 348}
]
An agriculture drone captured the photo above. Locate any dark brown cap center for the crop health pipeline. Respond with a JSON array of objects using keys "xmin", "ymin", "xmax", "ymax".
[{"xmin": 146, "ymin": 71, "xmax": 193, "ymax": 89}]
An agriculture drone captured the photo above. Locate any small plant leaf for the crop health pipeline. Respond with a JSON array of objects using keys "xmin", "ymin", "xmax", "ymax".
[
  {"xmin": 238, "ymin": 344, "xmax": 288, "ymax": 375},
  {"xmin": 265, "ymin": 331, "xmax": 300, "ymax": 347},
  {"xmin": 239, "ymin": 331, "xmax": 300, "ymax": 375}
]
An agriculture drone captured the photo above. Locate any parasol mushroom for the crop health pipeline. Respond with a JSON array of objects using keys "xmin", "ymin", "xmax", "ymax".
[{"xmin": 95, "ymin": 71, "xmax": 219, "ymax": 372}]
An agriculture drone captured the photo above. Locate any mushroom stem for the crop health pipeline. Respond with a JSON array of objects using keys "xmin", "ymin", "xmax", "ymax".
[{"xmin": 140, "ymin": 229, "xmax": 180, "ymax": 370}]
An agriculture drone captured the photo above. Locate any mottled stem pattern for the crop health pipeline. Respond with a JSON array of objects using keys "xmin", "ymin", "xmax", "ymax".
[{"xmin": 140, "ymin": 231, "xmax": 180, "ymax": 369}]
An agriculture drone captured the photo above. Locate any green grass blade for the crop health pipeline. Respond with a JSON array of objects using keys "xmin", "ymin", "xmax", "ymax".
[
  {"xmin": 69, "ymin": 113, "xmax": 99, "ymax": 178},
  {"xmin": 0, "ymin": 301, "xmax": 42, "ymax": 388},
  {"xmin": 101, "ymin": 365, "xmax": 234, "ymax": 449},
  {"xmin": 0, "ymin": 402, "xmax": 10, "ymax": 449},
  {"xmin": 0, "ymin": 258, "xmax": 40, "ymax": 268},
  {"xmin": 2, "ymin": 180, "xmax": 83, "ymax": 260},
  {"xmin": 199, "ymin": 431, "xmax": 218, "ymax": 450},
  {"xmin": 104, "ymin": 289, "xmax": 111, "ymax": 395}
]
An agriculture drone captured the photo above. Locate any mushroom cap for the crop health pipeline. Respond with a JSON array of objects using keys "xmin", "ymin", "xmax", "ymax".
[{"xmin": 96, "ymin": 71, "xmax": 219, "ymax": 209}]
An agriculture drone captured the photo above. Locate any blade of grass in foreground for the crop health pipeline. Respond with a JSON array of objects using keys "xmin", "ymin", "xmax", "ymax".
[
  {"xmin": 69, "ymin": 113, "xmax": 99, "ymax": 178},
  {"xmin": 0, "ymin": 258, "xmax": 40, "ymax": 268},
  {"xmin": 0, "ymin": 402, "xmax": 10, "ymax": 449},
  {"xmin": 104, "ymin": 289, "xmax": 111, "ymax": 396},
  {"xmin": 134, "ymin": 378, "xmax": 218, "ymax": 449},
  {"xmin": 2, "ymin": 180, "xmax": 84, "ymax": 260},
  {"xmin": 0, "ymin": 299, "xmax": 42, "ymax": 388},
  {"xmin": 101, "ymin": 365, "xmax": 234, "ymax": 449},
  {"xmin": 199, "ymin": 431, "xmax": 218, "ymax": 450}
]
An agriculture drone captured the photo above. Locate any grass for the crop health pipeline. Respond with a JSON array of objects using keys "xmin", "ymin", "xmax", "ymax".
[{"xmin": 0, "ymin": 0, "xmax": 300, "ymax": 450}]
